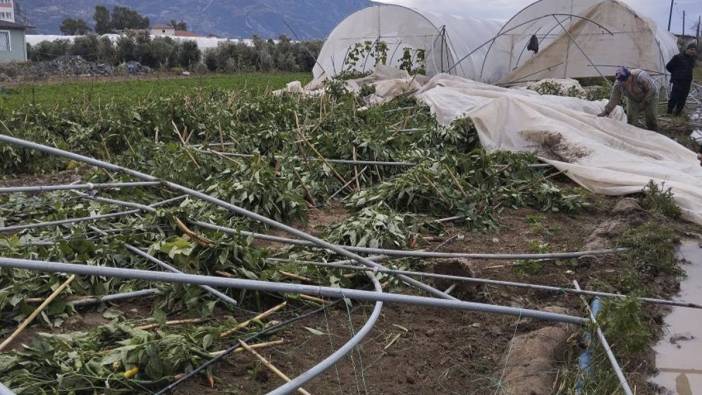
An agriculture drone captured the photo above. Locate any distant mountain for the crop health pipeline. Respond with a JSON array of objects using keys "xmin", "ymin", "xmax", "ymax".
[{"xmin": 18, "ymin": 0, "xmax": 372, "ymax": 39}]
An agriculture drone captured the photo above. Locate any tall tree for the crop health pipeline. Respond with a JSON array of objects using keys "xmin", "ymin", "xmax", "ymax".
[
  {"xmin": 111, "ymin": 6, "xmax": 150, "ymax": 31},
  {"xmin": 168, "ymin": 20, "xmax": 188, "ymax": 31},
  {"xmin": 60, "ymin": 18, "xmax": 91, "ymax": 35},
  {"xmin": 94, "ymin": 6, "xmax": 111, "ymax": 34}
]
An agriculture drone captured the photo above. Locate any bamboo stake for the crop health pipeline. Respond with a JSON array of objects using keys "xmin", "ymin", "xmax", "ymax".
[
  {"xmin": 300, "ymin": 295, "xmax": 327, "ymax": 304},
  {"xmin": 279, "ymin": 271, "xmax": 314, "ymax": 283},
  {"xmin": 209, "ymin": 339, "xmax": 285, "ymax": 356},
  {"xmin": 352, "ymin": 146, "xmax": 361, "ymax": 191},
  {"xmin": 136, "ymin": 318, "xmax": 207, "ymax": 331},
  {"xmin": 0, "ymin": 275, "xmax": 76, "ymax": 351},
  {"xmin": 238, "ymin": 340, "xmax": 312, "ymax": 395},
  {"xmin": 220, "ymin": 302, "xmax": 287, "ymax": 338}
]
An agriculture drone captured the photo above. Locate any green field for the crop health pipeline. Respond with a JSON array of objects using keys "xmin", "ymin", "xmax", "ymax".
[
  {"xmin": 0, "ymin": 72, "xmax": 310, "ymax": 111},
  {"xmin": 696, "ymin": 65, "xmax": 702, "ymax": 81}
]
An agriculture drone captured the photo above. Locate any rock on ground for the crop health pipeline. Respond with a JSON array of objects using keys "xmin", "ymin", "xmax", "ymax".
[{"xmin": 498, "ymin": 307, "xmax": 576, "ymax": 395}]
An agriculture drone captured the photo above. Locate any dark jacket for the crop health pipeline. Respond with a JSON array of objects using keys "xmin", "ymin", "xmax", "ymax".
[{"xmin": 666, "ymin": 53, "xmax": 696, "ymax": 82}]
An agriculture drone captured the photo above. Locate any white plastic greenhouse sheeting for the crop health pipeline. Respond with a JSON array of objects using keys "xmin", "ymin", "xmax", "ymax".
[
  {"xmin": 481, "ymin": 0, "xmax": 679, "ymax": 84},
  {"xmin": 284, "ymin": 66, "xmax": 702, "ymax": 225},
  {"xmin": 313, "ymin": 4, "xmax": 507, "ymax": 82}
]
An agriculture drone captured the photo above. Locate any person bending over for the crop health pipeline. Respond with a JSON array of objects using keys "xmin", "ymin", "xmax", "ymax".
[{"xmin": 599, "ymin": 67, "xmax": 659, "ymax": 131}]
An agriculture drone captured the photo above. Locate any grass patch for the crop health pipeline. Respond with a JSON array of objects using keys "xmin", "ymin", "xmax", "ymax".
[
  {"xmin": 640, "ymin": 181, "xmax": 682, "ymax": 220},
  {"xmin": 0, "ymin": 72, "xmax": 310, "ymax": 111},
  {"xmin": 695, "ymin": 65, "xmax": 701, "ymax": 82}
]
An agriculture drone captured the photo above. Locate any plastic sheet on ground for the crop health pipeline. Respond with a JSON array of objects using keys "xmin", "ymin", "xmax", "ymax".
[{"xmin": 284, "ymin": 66, "xmax": 702, "ymax": 224}]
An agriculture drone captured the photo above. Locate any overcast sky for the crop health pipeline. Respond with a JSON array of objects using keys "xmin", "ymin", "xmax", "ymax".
[{"xmin": 376, "ymin": 0, "xmax": 702, "ymax": 35}]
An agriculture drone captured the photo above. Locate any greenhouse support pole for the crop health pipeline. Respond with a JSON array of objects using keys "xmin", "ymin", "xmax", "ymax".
[{"xmin": 573, "ymin": 281, "xmax": 633, "ymax": 395}]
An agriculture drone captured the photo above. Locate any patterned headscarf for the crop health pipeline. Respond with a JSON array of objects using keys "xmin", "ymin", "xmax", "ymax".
[{"xmin": 615, "ymin": 67, "xmax": 631, "ymax": 82}]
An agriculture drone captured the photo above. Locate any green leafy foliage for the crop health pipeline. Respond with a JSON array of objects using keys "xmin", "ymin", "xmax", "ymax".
[
  {"xmin": 618, "ymin": 221, "xmax": 681, "ymax": 278},
  {"xmin": 346, "ymin": 151, "xmax": 587, "ymax": 230},
  {"xmin": 640, "ymin": 180, "xmax": 682, "ymax": 220},
  {"xmin": 324, "ymin": 204, "xmax": 412, "ymax": 249},
  {"xmin": 0, "ymin": 321, "xmax": 224, "ymax": 393}
]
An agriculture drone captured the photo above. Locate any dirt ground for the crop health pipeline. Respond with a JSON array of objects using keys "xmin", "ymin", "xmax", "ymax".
[
  {"xmin": 0, "ymin": 173, "xmax": 685, "ymax": 394},
  {"xmin": 172, "ymin": 195, "xmax": 681, "ymax": 395}
]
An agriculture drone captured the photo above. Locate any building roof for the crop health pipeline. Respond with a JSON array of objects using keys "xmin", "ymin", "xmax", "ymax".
[
  {"xmin": 152, "ymin": 24, "xmax": 174, "ymax": 30},
  {"xmin": 175, "ymin": 30, "xmax": 198, "ymax": 37},
  {"xmin": 0, "ymin": 20, "xmax": 30, "ymax": 30}
]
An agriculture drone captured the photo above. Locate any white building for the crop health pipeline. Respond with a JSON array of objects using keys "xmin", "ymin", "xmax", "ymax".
[
  {"xmin": 0, "ymin": 0, "xmax": 15, "ymax": 23},
  {"xmin": 150, "ymin": 24, "xmax": 176, "ymax": 37}
]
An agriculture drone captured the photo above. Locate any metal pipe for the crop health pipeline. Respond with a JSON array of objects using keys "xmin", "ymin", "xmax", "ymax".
[
  {"xmin": 552, "ymin": 16, "xmax": 610, "ymax": 87},
  {"xmin": 69, "ymin": 288, "xmax": 161, "ymax": 307},
  {"xmin": 197, "ymin": 149, "xmax": 418, "ymax": 167},
  {"xmin": 0, "ymin": 135, "xmax": 454, "ymax": 302},
  {"xmin": 196, "ymin": 149, "xmax": 549, "ymax": 170},
  {"xmin": 125, "ymin": 245, "xmax": 240, "ymax": 307},
  {"xmin": 156, "ymin": 299, "xmax": 346, "ymax": 394},
  {"xmin": 0, "ymin": 195, "xmax": 186, "ymax": 233},
  {"xmin": 573, "ymin": 281, "xmax": 633, "ymax": 395},
  {"xmin": 266, "ymin": 257, "xmax": 702, "ymax": 309},
  {"xmin": 270, "ymin": 265, "xmax": 383, "ymax": 395},
  {"xmin": 451, "ymin": 13, "xmax": 614, "ymax": 76},
  {"xmin": 0, "ymin": 257, "xmax": 588, "ymax": 325},
  {"xmin": 0, "ymin": 181, "xmax": 161, "ymax": 194},
  {"xmin": 75, "ymin": 193, "xmax": 157, "ymax": 213},
  {"xmin": 193, "ymin": 220, "xmax": 627, "ymax": 261}
]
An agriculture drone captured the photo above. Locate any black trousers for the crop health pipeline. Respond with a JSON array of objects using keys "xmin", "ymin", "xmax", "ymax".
[{"xmin": 668, "ymin": 79, "xmax": 692, "ymax": 115}]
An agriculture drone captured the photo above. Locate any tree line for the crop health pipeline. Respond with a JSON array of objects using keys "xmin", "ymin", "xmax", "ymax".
[
  {"xmin": 27, "ymin": 34, "xmax": 322, "ymax": 73},
  {"xmin": 60, "ymin": 5, "xmax": 184, "ymax": 35}
]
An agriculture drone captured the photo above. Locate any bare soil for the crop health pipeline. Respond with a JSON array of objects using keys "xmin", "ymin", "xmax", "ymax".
[{"xmin": 173, "ymin": 197, "xmax": 682, "ymax": 395}]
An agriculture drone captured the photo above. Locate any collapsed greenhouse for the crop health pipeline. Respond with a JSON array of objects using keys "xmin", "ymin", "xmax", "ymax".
[
  {"xmin": 481, "ymin": 0, "xmax": 679, "ymax": 85},
  {"xmin": 315, "ymin": 0, "xmax": 680, "ymax": 85}
]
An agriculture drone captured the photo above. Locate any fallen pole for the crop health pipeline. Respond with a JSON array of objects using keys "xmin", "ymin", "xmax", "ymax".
[
  {"xmin": 125, "ymin": 245, "xmax": 240, "ymax": 307},
  {"xmin": 0, "ymin": 275, "xmax": 76, "ymax": 351},
  {"xmin": 573, "ymin": 281, "xmax": 633, "ymax": 395},
  {"xmin": 193, "ymin": 220, "xmax": 627, "ymax": 261},
  {"xmin": 0, "ymin": 195, "xmax": 186, "ymax": 233},
  {"xmin": 0, "ymin": 134, "xmax": 453, "ymax": 301},
  {"xmin": 239, "ymin": 340, "xmax": 312, "ymax": 395},
  {"xmin": 0, "ymin": 257, "xmax": 588, "ymax": 325},
  {"xmin": 0, "ymin": 181, "xmax": 160, "ymax": 194},
  {"xmin": 266, "ymin": 257, "xmax": 702, "ymax": 309},
  {"xmin": 69, "ymin": 288, "xmax": 162, "ymax": 307}
]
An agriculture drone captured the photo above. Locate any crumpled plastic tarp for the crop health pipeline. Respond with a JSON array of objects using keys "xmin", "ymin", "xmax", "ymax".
[{"xmin": 284, "ymin": 67, "xmax": 702, "ymax": 224}]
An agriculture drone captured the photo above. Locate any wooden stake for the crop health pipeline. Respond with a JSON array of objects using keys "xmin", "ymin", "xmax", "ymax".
[
  {"xmin": 238, "ymin": 340, "xmax": 312, "ymax": 395},
  {"xmin": 174, "ymin": 217, "xmax": 214, "ymax": 247},
  {"xmin": 0, "ymin": 275, "xmax": 76, "ymax": 352},
  {"xmin": 220, "ymin": 301, "xmax": 287, "ymax": 338},
  {"xmin": 352, "ymin": 146, "xmax": 361, "ymax": 191},
  {"xmin": 136, "ymin": 318, "xmax": 206, "ymax": 331},
  {"xmin": 279, "ymin": 271, "xmax": 314, "ymax": 283},
  {"xmin": 209, "ymin": 339, "xmax": 285, "ymax": 356},
  {"xmin": 300, "ymin": 294, "xmax": 327, "ymax": 304}
]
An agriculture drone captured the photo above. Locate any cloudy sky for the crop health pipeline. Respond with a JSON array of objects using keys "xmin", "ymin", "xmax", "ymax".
[{"xmin": 377, "ymin": 0, "xmax": 702, "ymax": 35}]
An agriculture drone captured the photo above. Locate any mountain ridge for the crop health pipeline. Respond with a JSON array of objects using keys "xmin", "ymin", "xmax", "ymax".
[{"xmin": 18, "ymin": 0, "xmax": 372, "ymax": 39}]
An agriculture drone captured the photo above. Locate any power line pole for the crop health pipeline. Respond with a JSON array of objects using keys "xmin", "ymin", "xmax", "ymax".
[
  {"xmin": 668, "ymin": 0, "xmax": 674, "ymax": 31},
  {"xmin": 683, "ymin": 10, "xmax": 685, "ymax": 36}
]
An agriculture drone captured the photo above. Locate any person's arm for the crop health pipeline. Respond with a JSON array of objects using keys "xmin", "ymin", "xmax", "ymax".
[
  {"xmin": 666, "ymin": 55, "xmax": 677, "ymax": 74},
  {"xmin": 639, "ymin": 73, "xmax": 656, "ymax": 103},
  {"xmin": 599, "ymin": 83, "xmax": 622, "ymax": 116}
]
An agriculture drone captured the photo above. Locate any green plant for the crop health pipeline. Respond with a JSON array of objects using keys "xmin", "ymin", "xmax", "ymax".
[
  {"xmin": 618, "ymin": 221, "xmax": 681, "ymax": 278},
  {"xmin": 323, "ymin": 204, "xmax": 413, "ymax": 249},
  {"xmin": 640, "ymin": 180, "xmax": 682, "ymax": 220}
]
